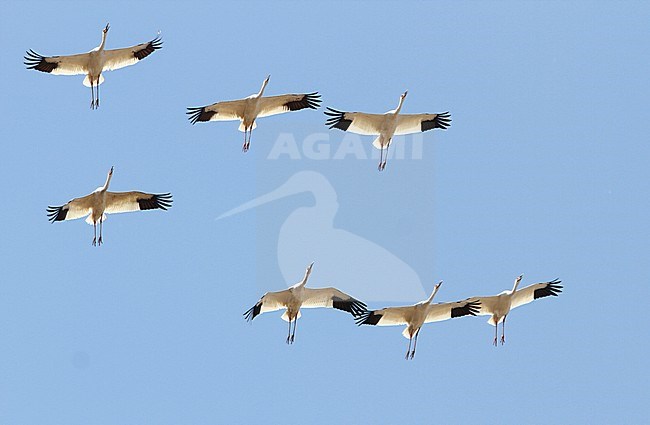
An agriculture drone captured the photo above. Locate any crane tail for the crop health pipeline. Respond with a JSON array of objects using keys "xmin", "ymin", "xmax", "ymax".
[
  {"xmin": 238, "ymin": 121, "xmax": 256, "ymax": 132},
  {"xmin": 402, "ymin": 327, "xmax": 412, "ymax": 339},
  {"xmin": 372, "ymin": 137, "xmax": 384, "ymax": 150},
  {"xmin": 85, "ymin": 213, "xmax": 106, "ymax": 225},
  {"xmin": 280, "ymin": 310, "xmax": 301, "ymax": 322},
  {"xmin": 83, "ymin": 74, "xmax": 105, "ymax": 87}
]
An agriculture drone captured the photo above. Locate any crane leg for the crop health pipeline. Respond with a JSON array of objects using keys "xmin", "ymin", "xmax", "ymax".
[
  {"xmin": 381, "ymin": 142, "xmax": 390, "ymax": 171},
  {"xmin": 286, "ymin": 318, "xmax": 292, "ymax": 344},
  {"xmin": 291, "ymin": 319, "xmax": 297, "ymax": 344},
  {"xmin": 378, "ymin": 145, "xmax": 384, "ymax": 171},
  {"xmin": 405, "ymin": 334, "xmax": 412, "ymax": 360},
  {"xmin": 98, "ymin": 216, "xmax": 103, "ymax": 246},
  {"xmin": 242, "ymin": 128, "xmax": 249, "ymax": 152},
  {"xmin": 92, "ymin": 221, "xmax": 97, "ymax": 246},
  {"xmin": 90, "ymin": 81, "xmax": 95, "ymax": 110},
  {"xmin": 501, "ymin": 315, "xmax": 507, "ymax": 345},
  {"xmin": 411, "ymin": 328, "xmax": 420, "ymax": 359},
  {"xmin": 96, "ymin": 77, "xmax": 100, "ymax": 109},
  {"xmin": 493, "ymin": 320, "xmax": 498, "ymax": 346}
]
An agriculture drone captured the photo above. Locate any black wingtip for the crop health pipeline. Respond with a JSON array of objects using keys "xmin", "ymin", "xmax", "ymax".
[
  {"xmin": 421, "ymin": 111, "xmax": 452, "ymax": 132},
  {"xmin": 186, "ymin": 106, "xmax": 215, "ymax": 125},
  {"xmin": 243, "ymin": 302, "xmax": 261, "ymax": 322},
  {"xmin": 323, "ymin": 108, "xmax": 352, "ymax": 131},
  {"xmin": 355, "ymin": 309, "xmax": 381, "ymax": 326},
  {"xmin": 332, "ymin": 297, "xmax": 367, "ymax": 318},
  {"xmin": 533, "ymin": 279, "xmax": 563, "ymax": 299},
  {"xmin": 137, "ymin": 193, "xmax": 173, "ymax": 211},
  {"xmin": 46, "ymin": 205, "xmax": 66, "ymax": 222},
  {"xmin": 284, "ymin": 92, "xmax": 323, "ymax": 111},
  {"xmin": 24, "ymin": 49, "xmax": 57, "ymax": 72}
]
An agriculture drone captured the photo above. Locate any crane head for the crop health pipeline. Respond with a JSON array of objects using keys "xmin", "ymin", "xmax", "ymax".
[
  {"xmin": 109, "ymin": 166, "xmax": 114, "ymax": 175},
  {"xmin": 103, "ymin": 23, "xmax": 110, "ymax": 33},
  {"xmin": 401, "ymin": 90, "xmax": 408, "ymax": 99}
]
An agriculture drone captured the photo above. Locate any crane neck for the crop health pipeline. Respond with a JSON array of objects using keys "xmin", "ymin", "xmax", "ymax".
[
  {"xmin": 101, "ymin": 169, "xmax": 113, "ymax": 192},
  {"xmin": 98, "ymin": 31, "xmax": 108, "ymax": 51},
  {"xmin": 395, "ymin": 95, "xmax": 406, "ymax": 115},
  {"xmin": 299, "ymin": 263, "xmax": 314, "ymax": 287},
  {"xmin": 426, "ymin": 283, "xmax": 442, "ymax": 304},
  {"xmin": 511, "ymin": 276, "xmax": 522, "ymax": 293},
  {"xmin": 257, "ymin": 77, "xmax": 270, "ymax": 98}
]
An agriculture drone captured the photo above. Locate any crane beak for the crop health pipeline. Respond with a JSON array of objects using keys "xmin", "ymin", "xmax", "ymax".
[
  {"xmin": 307, "ymin": 262, "xmax": 314, "ymax": 272},
  {"xmin": 435, "ymin": 280, "xmax": 443, "ymax": 289}
]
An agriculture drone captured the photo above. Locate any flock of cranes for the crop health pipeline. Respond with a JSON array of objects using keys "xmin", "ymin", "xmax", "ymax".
[
  {"xmin": 246, "ymin": 262, "xmax": 562, "ymax": 358},
  {"xmin": 24, "ymin": 24, "xmax": 450, "ymax": 171},
  {"xmin": 26, "ymin": 24, "xmax": 563, "ymax": 358}
]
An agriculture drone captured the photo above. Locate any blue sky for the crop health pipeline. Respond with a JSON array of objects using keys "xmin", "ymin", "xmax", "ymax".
[{"xmin": 1, "ymin": 1, "xmax": 649, "ymax": 423}]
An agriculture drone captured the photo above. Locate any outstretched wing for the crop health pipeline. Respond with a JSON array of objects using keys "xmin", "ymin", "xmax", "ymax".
[
  {"xmin": 104, "ymin": 192, "xmax": 172, "ymax": 214},
  {"xmin": 102, "ymin": 36, "xmax": 163, "ymax": 71},
  {"xmin": 257, "ymin": 92, "xmax": 321, "ymax": 118},
  {"xmin": 186, "ymin": 99, "xmax": 247, "ymax": 124},
  {"xmin": 301, "ymin": 287, "xmax": 366, "ymax": 317},
  {"xmin": 24, "ymin": 50, "xmax": 89, "ymax": 76},
  {"xmin": 395, "ymin": 112, "xmax": 452, "ymax": 135},
  {"xmin": 324, "ymin": 108, "xmax": 386, "ymax": 135},
  {"xmin": 47, "ymin": 193, "xmax": 95, "ymax": 222},
  {"xmin": 424, "ymin": 299, "xmax": 480, "ymax": 323},
  {"xmin": 511, "ymin": 279, "xmax": 563, "ymax": 310},
  {"xmin": 355, "ymin": 305, "xmax": 413, "ymax": 326},
  {"xmin": 243, "ymin": 289, "xmax": 291, "ymax": 321},
  {"xmin": 465, "ymin": 295, "xmax": 501, "ymax": 317}
]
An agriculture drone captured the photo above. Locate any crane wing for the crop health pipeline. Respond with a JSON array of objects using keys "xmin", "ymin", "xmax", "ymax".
[
  {"xmin": 104, "ymin": 192, "xmax": 172, "ymax": 214},
  {"xmin": 324, "ymin": 108, "xmax": 386, "ymax": 135},
  {"xmin": 102, "ymin": 36, "xmax": 162, "ymax": 71},
  {"xmin": 511, "ymin": 279, "xmax": 562, "ymax": 310},
  {"xmin": 243, "ymin": 289, "xmax": 291, "ymax": 321},
  {"xmin": 355, "ymin": 305, "xmax": 413, "ymax": 326},
  {"xmin": 186, "ymin": 99, "xmax": 247, "ymax": 124},
  {"xmin": 300, "ymin": 287, "xmax": 366, "ymax": 317},
  {"xmin": 47, "ymin": 193, "xmax": 96, "ymax": 222},
  {"xmin": 257, "ymin": 93, "xmax": 321, "ymax": 118},
  {"xmin": 424, "ymin": 299, "xmax": 480, "ymax": 323},
  {"xmin": 465, "ymin": 295, "xmax": 501, "ymax": 317},
  {"xmin": 394, "ymin": 112, "xmax": 452, "ymax": 135},
  {"xmin": 24, "ymin": 50, "xmax": 89, "ymax": 76}
]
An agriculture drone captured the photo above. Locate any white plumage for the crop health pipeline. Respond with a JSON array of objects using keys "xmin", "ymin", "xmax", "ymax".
[
  {"xmin": 187, "ymin": 75, "xmax": 321, "ymax": 152},
  {"xmin": 467, "ymin": 274, "xmax": 563, "ymax": 346},
  {"xmin": 24, "ymin": 23, "xmax": 162, "ymax": 109},
  {"xmin": 325, "ymin": 91, "xmax": 451, "ymax": 171},
  {"xmin": 244, "ymin": 262, "xmax": 366, "ymax": 344},
  {"xmin": 47, "ymin": 167, "xmax": 172, "ymax": 246},
  {"xmin": 356, "ymin": 282, "xmax": 480, "ymax": 359}
]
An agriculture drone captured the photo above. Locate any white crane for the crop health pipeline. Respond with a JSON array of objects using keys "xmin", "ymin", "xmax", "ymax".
[
  {"xmin": 467, "ymin": 274, "xmax": 563, "ymax": 346},
  {"xmin": 356, "ymin": 282, "xmax": 480, "ymax": 359},
  {"xmin": 24, "ymin": 23, "xmax": 162, "ymax": 109},
  {"xmin": 187, "ymin": 75, "xmax": 321, "ymax": 152},
  {"xmin": 244, "ymin": 262, "xmax": 367, "ymax": 344},
  {"xmin": 325, "ymin": 91, "xmax": 451, "ymax": 171},
  {"xmin": 47, "ymin": 167, "xmax": 172, "ymax": 246}
]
